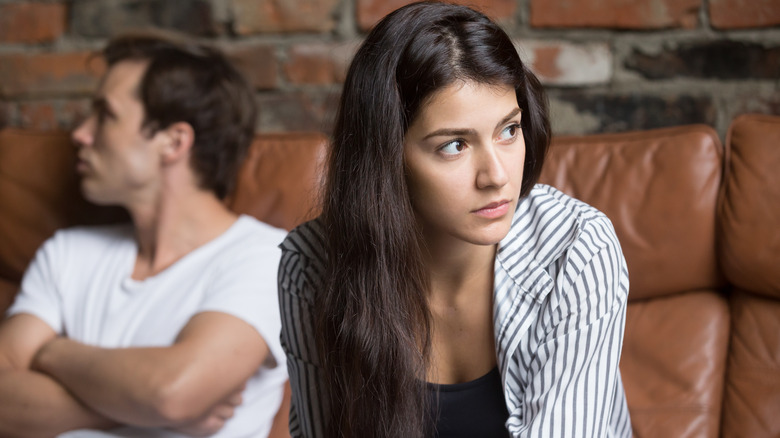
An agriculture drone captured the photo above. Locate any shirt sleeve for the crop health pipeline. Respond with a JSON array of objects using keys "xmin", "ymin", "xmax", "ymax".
[
  {"xmin": 6, "ymin": 233, "xmax": 65, "ymax": 333},
  {"xmin": 278, "ymin": 248, "xmax": 330, "ymax": 438},
  {"xmin": 506, "ymin": 218, "xmax": 631, "ymax": 438},
  {"xmin": 198, "ymin": 234, "xmax": 286, "ymax": 369}
]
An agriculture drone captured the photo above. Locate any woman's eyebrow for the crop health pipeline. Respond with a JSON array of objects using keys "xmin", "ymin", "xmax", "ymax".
[
  {"xmin": 423, "ymin": 127, "xmax": 477, "ymax": 140},
  {"xmin": 495, "ymin": 108, "xmax": 521, "ymax": 129}
]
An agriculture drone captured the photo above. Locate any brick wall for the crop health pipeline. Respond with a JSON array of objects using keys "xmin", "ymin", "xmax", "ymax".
[{"xmin": 0, "ymin": 0, "xmax": 778, "ymax": 139}]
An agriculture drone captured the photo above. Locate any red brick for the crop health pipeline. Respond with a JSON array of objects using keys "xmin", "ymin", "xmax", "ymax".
[
  {"xmin": 0, "ymin": 3, "xmax": 66, "ymax": 43},
  {"xmin": 710, "ymin": 0, "xmax": 780, "ymax": 29},
  {"xmin": 226, "ymin": 45, "xmax": 278, "ymax": 90},
  {"xmin": 517, "ymin": 41, "xmax": 612, "ymax": 86},
  {"xmin": 357, "ymin": 0, "xmax": 516, "ymax": 30},
  {"xmin": 531, "ymin": 46, "xmax": 563, "ymax": 80},
  {"xmin": 283, "ymin": 41, "xmax": 359, "ymax": 85},
  {"xmin": 531, "ymin": 0, "xmax": 701, "ymax": 29},
  {"xmin": 231, "ymin": 0, "xmax": 340, "ymax": 34},
  {"xmin": 0, "ymin": 52, "xmax": 104, "ymax": 98}
]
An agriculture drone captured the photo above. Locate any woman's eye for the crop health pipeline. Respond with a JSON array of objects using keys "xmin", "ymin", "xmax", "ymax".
[
  {"xmin": 439, "ymin": 140, "xmax": 465, "ymax": 156},
  {"xmin": 497, "ymin": 123, "xmax": 520, "ymax": 142}
]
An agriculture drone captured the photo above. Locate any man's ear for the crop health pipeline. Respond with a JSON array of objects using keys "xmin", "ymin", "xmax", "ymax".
[{"xmin": 160, "ymin": 122, "xmax": 195, "ymax": 165}]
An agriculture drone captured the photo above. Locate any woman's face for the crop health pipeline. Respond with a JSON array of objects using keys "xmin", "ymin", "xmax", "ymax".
[{"xmin": 404, "ymin": 80, "xmax": 525, "ymax": 248}]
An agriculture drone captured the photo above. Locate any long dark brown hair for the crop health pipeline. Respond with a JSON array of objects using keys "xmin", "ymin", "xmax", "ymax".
[{"xmin": 317, "ymin": 2, "xmax": 551, "ymax": 436}]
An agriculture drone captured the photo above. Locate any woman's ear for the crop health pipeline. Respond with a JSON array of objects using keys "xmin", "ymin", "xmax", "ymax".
[{"xmin": 160, "ymin": 122, "xmax": 195, "ymax": 165}]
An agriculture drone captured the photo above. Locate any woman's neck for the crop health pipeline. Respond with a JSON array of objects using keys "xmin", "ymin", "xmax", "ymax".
[{"xmin": 423, "ymin": 237, "xmax": 497, "ymax": 305}]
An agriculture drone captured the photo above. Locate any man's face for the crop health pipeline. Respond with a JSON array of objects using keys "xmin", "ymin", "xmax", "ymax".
[{"xmin": 72, "ymin": 60, "xmax": 168, "ymax": 206}]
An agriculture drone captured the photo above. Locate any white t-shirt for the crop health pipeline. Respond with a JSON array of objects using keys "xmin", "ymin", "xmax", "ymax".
[{"xmin": 8, "ymin": 215, "xmax": 288, "ymax": 438}]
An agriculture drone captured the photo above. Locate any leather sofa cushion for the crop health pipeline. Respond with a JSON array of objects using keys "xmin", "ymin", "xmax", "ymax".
[
  {"xmin": 721, "ymin": 290, "xmax": 780, "ymax": 438},
  {"xmin": 719, "ymin": 114, "xmax": 780, "ymax": 298},
  {"xmin": 540, "ymin": 125, "xmax": 725, "ymax": 301},
  {"xmin": 621, "ymin": 290, "xmax": 729, "ymax": 438}
]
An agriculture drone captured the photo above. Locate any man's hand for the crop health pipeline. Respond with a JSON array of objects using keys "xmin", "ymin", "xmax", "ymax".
[{"xmin": 169, "ymin": 384, "xmax": 246, "ymax": 436}]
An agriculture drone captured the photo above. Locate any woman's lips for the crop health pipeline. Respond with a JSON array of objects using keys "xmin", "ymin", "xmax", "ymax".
[{"xmin": 472, "ymin": 200, "xmax": 511, "ymax": 219}]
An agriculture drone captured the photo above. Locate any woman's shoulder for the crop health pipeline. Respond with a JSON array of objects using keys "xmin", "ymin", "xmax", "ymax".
[
  {"xmin": 280, "ymin": 217, "xmax": 327, "ymax": 259},
  {"xmin": 499, "ymin": 184, "xmax": 624, "ymax": 284},
  {"xmin": 522, "ymin": 184, "xmax": 611, "ymax": 227},
  {"xmin": 277, "ymin": 218, "xmax": 327, "ymax": 307}
]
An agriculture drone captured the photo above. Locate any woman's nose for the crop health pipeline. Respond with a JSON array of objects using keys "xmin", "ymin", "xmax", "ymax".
[{"xmin": 475, "ymin": 147, "xmax": 509, "ymax": 189}]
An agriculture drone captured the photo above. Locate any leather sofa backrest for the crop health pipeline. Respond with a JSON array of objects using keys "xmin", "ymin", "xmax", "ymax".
[
  {"xmin": 719, "ymin": 113, "xmax": 780, "ymax": 298},
  {"xmin": 228, "ymin": 132, "xmax": 327, "ymax": 232},
  {"xmin": 539, "ymin": 125, "xmax": 725, "ymax": 301}
]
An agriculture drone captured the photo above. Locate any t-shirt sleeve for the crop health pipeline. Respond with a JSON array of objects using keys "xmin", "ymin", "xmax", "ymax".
[
  {"xmin": 6, "ymin": 233, "xmax": 65, "ymax": 334},
  {"xmin": 197, "ymin": 226, "xmax": 287, "ymax": 370}
]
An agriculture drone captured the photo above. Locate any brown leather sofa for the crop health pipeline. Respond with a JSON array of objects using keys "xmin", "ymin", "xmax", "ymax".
[{"xmin": 1, "ymin": 113, "xmax": 778, "ymax": 437}]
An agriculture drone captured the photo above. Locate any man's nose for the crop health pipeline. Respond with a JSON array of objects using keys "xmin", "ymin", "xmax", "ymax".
[{"xmin": 71, "ymin": 115, "xmax": 96, "ymax": 149}]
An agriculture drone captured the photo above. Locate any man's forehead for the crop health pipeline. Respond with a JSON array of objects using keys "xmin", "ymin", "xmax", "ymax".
[{"xmin": 96, "ymin": 59, "xmax": 148, "ymax": 99}]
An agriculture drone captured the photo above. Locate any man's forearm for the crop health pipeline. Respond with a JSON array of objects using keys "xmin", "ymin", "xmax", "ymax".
[
  {"xmin": 0, "ymin": 369, "xmax": 116, "ymax": 438},
  {"xmin": 32, "ymin": 338, "xmax": 199, "ymax": 428},
  {"xmin": 32, "ymin": 313, "xmax": 267, "ymax": 431}
]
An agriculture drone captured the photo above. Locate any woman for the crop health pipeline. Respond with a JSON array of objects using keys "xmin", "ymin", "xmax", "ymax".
[{"xmin": 278, "ymin": 2, "xmax": 632, "ymax": 437}]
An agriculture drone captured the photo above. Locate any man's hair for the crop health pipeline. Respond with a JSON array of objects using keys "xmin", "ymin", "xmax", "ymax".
[{"xmin": 102, "ymin": 32, "xmax": 257, "ymax": 199}]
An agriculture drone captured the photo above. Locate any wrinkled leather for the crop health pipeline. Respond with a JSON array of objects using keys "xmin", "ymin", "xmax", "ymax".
[
  {"xmin": 721, "ymin": 290, "xmax": 780, "ymax": 438},
  {"xmin": 620, "ymin": 291, "xmax": 729, "ymax": 438}
]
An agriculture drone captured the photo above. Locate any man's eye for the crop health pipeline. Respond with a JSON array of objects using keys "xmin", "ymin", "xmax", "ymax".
[
  {"xmin": 497, "ymin": 124, "xmax": 520, "ymax": 142},
  {"xmin": 439, "ymin": 140, "xmax": 465, "ymax": 156}
]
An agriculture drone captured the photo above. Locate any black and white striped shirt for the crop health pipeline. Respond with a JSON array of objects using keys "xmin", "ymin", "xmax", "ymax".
[{"xmin": 278, "ymin": 184, "xmax": 633, "ymax": 437}]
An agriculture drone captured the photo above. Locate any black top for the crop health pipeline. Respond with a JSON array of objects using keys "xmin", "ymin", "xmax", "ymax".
[{"xmin": 427, "ymin": 366, "xmax": 510, "ymax": 438}]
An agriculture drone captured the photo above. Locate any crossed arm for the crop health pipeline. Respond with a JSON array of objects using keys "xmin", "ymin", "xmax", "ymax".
[{"xmin": 0, "ymin": 311, "xmax": 268, "ymax": 438}]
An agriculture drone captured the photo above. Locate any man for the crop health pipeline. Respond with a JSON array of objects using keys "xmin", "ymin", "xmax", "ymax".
[{"xmin": 0, "ymin": 33, "xmax": 287, "ymax": 437}]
